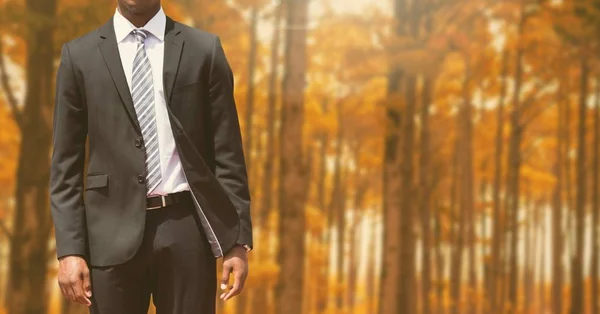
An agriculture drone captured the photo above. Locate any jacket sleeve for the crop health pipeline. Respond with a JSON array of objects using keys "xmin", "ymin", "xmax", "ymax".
[
  {"xmin": 208, "ymin": 36, "xmax": 253, "ymax": 250},
  {"xmin": 50, "ymin": 43, "xmax": 88, "ymax": 259}
]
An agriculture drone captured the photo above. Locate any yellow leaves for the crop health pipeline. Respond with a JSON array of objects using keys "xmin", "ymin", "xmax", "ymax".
[
  {"xmin": 0, "ymin": 102, "xmax": 19, "ymax": 198},
  {"xmin": 492, "ymin": 1, "xmax": 521, "ymax": 21},
  {"xmin": 389, "ymin": 48, "xmax": 442, "ymax": 77},
  {"xmin": 309, "ymin": 13, "xmax": 388, "ymax": 83},
  {"xmin": 162, "ymin": 0, "xmax": 185, "ymax": 22},
  {"xmin": 521, "ymin": 164, "xmax": 556, "ymax": 186},
  {"xmin": 55, "ymin": 0, "xmax": 114, "ymax": 46},
  {"xmin": 232, "ymin": 0, "xmax": 270, "ymax": 10}
]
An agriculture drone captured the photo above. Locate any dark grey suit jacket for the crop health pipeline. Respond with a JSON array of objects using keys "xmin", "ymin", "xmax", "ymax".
[{"xmin": 50, "ymin": 16, "xmax": 252, "ymax": 267}]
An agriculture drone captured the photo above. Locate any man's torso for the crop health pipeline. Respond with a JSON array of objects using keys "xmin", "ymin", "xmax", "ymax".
[{"xmin": 62, "ymin": 14, "xmax": 241, "ymax": 266}]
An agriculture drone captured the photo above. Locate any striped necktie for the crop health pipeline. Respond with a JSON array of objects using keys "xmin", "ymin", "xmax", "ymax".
[{"xmin": 131, "ymin": 28, "xmax": 161, "ymax": 193}]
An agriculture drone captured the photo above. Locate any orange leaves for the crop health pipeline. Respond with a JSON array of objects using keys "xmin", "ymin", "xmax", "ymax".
[
  {"xmin": 310, "ymin": 13, "xmax": 388, "ymax": 83},
  {"xmin": 232, "ymin": 0, "xmax": 270, "ymax": 11},
  {"xmin": 521, "ymin": 165, "xmax": 557, "ymax": 186},
  {"xmin": 492, "ymin": 1, "xmax": 521, "ymax": 21},
  {"xmin": 162, "ymin": 0, "xmax": 185, "ymax": 22},
  {"xmin": 55, "ymin": 0, "xmax": 114, "ymax": 47},
  {"xmin": 0, "ymin": 102, "xmax": 19, "ymax": 198}
]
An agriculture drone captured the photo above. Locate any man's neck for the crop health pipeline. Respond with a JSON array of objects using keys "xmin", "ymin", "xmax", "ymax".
[{"xmin": 117, "ymin": 4, "xmax": 160, "ymax": 28}]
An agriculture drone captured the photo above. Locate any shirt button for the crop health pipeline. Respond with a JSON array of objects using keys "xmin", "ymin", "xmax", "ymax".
[
  {"xmin": 135, "ymin": 138, "xmax": 143, "ymax": 148},
  {"xmin": 137, "ymin": 175, "xmax": 145, "ymax": 184}
]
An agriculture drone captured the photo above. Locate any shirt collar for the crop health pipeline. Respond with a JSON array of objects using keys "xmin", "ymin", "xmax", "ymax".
[{"xmin": 113, "ymin": 6, "xmax": 166, "ymax": 43}]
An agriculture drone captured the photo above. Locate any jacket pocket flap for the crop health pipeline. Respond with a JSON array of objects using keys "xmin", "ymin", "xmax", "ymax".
[{"xmin": 86, "ymin": 174, "xmax": 108, "ymax": 189}]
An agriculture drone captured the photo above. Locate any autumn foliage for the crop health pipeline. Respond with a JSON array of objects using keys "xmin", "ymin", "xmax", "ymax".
[{"xmin": 1, "ymin": 0, "xmax": 600, "ymax": 314}]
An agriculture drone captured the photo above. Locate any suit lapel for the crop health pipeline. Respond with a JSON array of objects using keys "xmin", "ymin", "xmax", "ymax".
[
  {"xmin": 163, "ymin": 16, "xmax": 184, "ymax": 107},
  {"xmin": 97, "ymin": 18, "xmax": 141, "ymax": 135}
]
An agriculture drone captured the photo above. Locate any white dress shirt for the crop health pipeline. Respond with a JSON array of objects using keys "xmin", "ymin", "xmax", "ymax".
[{"xmin": 114, "ymin": 7, "xmax": 189, "ymax": 196}]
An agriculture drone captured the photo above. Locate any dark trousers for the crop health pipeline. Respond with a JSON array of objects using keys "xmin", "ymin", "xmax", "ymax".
[{"xmin": 89, "ymin": 195, "xmax": 216, "ymax": 314}]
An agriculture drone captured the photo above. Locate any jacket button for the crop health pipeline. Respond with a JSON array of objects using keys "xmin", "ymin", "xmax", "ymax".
[
  {"xmin": 137, "ymin": 175, "xmax": 145, "ymax": 184},
  {"xmin": 135, "ymin": 138, "xmax": 142, "ymax": 148}
]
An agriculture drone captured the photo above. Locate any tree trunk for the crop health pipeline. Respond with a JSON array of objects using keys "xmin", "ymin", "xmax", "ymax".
[
  {"xmin": 506, "ymin": 82, "xmax": 522, "ymax": 314},
  {"xmin": 275, "ymin": 0, "xmax": 309, "ymax": 312},
  {"xmin": 478, "ymin": 176, "xmax": 487, "ymax": 314},
  {"xmin": 366, "ymin": 210, "xmax": 379, "ymax": 314},
  {"xmin": 523, "ymin": 195, "xmax": 535, "ymax": 314},
  {"xmin": 489, "ymin": 49, "xmax": 508, "ymax": 313},
  {"xmin": 570, "ymin": 55, "xmax": 588, "ymax": 314},
  {"xmin": 449, "ymin": 126, "xmax": 462, "ymax": 314},
  {"xmin": 300, "ymin": 147, "xmax": 313, "ymax": 314},
  {"xmin": 455, "ymin": 66, "xmax": 475, "ymax": 314},
  {"xmin": 346, "ymin": 149, "xmax": 366, "ymax": 311},
  {"xmin": 467, "ymin": 179, "xmax": 476, "ymax": 314},
  {"xmin": 591, "ymin": 76, "xmax": 600, "ymax": 314},
  {"xmin": 335, "ymin": 173, "xmax": 347, "ymax": 312},
  {"xmin": 435, "ymin": 200, "xmax": 445, "ymax": 314},
  {"xmin": 6, "ymin": 0, "xmax": 57, "ymax": 313},
  {"xmin": 242, "ymin": 5, "xmax": 259, "ymax": 176},
  {"xmin": 552, "ymin": 80, "xmax": 565, "ymax": 314},
  {"xmin": 250, "ymin": 4, "xmax": 282, "ymax": 314},
  {"xmin": 565, "ymin": 79, "xmax": 574, "ymax": 264},
  {"xmin": 320, "ymin": 100, "xmax": 343, "ymax": 313},
  {"xmin": 315, "ymin": 128, "xmax": 329, "ymax": 313},
  {"xmin": 450, "ymin": 62, "xmax": 475, "ymax": 314},
  {"xmin": 397, "ymin": 75, "xmax": 417, "ymax": 314},
  {"xmin": 538, "ymin": 206, "xmax": 546, "ymax": 314},
  {"xmin": 419, "ymin": 76, "xmax": 433, "ymax": 314},
  {"xmin": 379, "ymin": 41, "xmax": 403, "ymax": 314},
  {"xmin": 522, "ymin": 194, "xmax": 530, "ymax": 311},
  {"xmin": 346, "ymin": 212, "xmax": 358, "ymax": 311},
  {"xmin": 401, "ymin": 4, "xmax": 422, "ymax": 312},
  {"xmin": 333, "ymin": 103, "xmax": 346, "ymax": 312},
  {"xmin": 339, "ymin": 175, "xmax": 349, "ymax": 310},
  {"xmin": 380, "ymin": 1, "xmax": 410, "ymax": 312},
  {"xmin": 317, "ymin": 113, "xmax": 328, "ymax": 213},
  {"xmin": 506, "ymin": 21, "xmax": 526, "ymax": 309}
]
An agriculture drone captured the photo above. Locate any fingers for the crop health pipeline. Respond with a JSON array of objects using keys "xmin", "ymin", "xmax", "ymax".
[
  {"xmin": 222, "ymin": 271, "xmax": 244, "ymax": 301},
  {"xmin": 83, "ymin": 269, "xmax": 93, "ymax": 298},
  {"xmin": 72, "ymin": 277, "xmax": 90, "ymax": 306},
  {"xmin": 59, "ymin": 275, "xmax": 76, "ymax": 303},
  {"xmin": 220, "ymin": 262, "xmax": 232, "ymax": 292},
  {"xmin": 58, "ymin": 261, "xmax": 92, "ymax": 306},
  {"xmin": 76, "ymin": 268, "xmax": 92, "ymax": 306}
]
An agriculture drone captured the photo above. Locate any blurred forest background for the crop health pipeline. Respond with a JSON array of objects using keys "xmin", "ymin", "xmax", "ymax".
[{"xmin": 2, "ymin": 0, "xmax": 600, "ymax": 314}]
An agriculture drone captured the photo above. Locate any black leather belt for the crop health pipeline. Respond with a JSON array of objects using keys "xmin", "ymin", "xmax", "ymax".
[{"xmin": 146, "ymin": 191, "xmax": 190, "ymax": 210}]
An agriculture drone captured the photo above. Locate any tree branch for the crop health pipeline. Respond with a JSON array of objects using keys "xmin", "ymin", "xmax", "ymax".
[{"xmin": 0, "ymin": 34, "xmax": 23, "ymax": 129}]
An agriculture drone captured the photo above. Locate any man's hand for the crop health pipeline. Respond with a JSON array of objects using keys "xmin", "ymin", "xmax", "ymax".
[
  {"xmin": 58, "ymin": 255, "xmax": 92, "ymax": 306},
  {"xmin": 220, "ymin": 245, "xmax": 248, "ymax": 301}
]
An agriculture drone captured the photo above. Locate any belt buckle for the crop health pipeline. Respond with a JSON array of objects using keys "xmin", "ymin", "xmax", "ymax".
[{"xmin": 147, "ymin": 195, "xmax": 167, "ymax": 210}]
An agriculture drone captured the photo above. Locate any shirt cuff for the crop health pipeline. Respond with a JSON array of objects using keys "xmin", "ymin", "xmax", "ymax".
[{"xmin": 239, "ymin": 244, "xmax": 252, "ymax": 252}]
